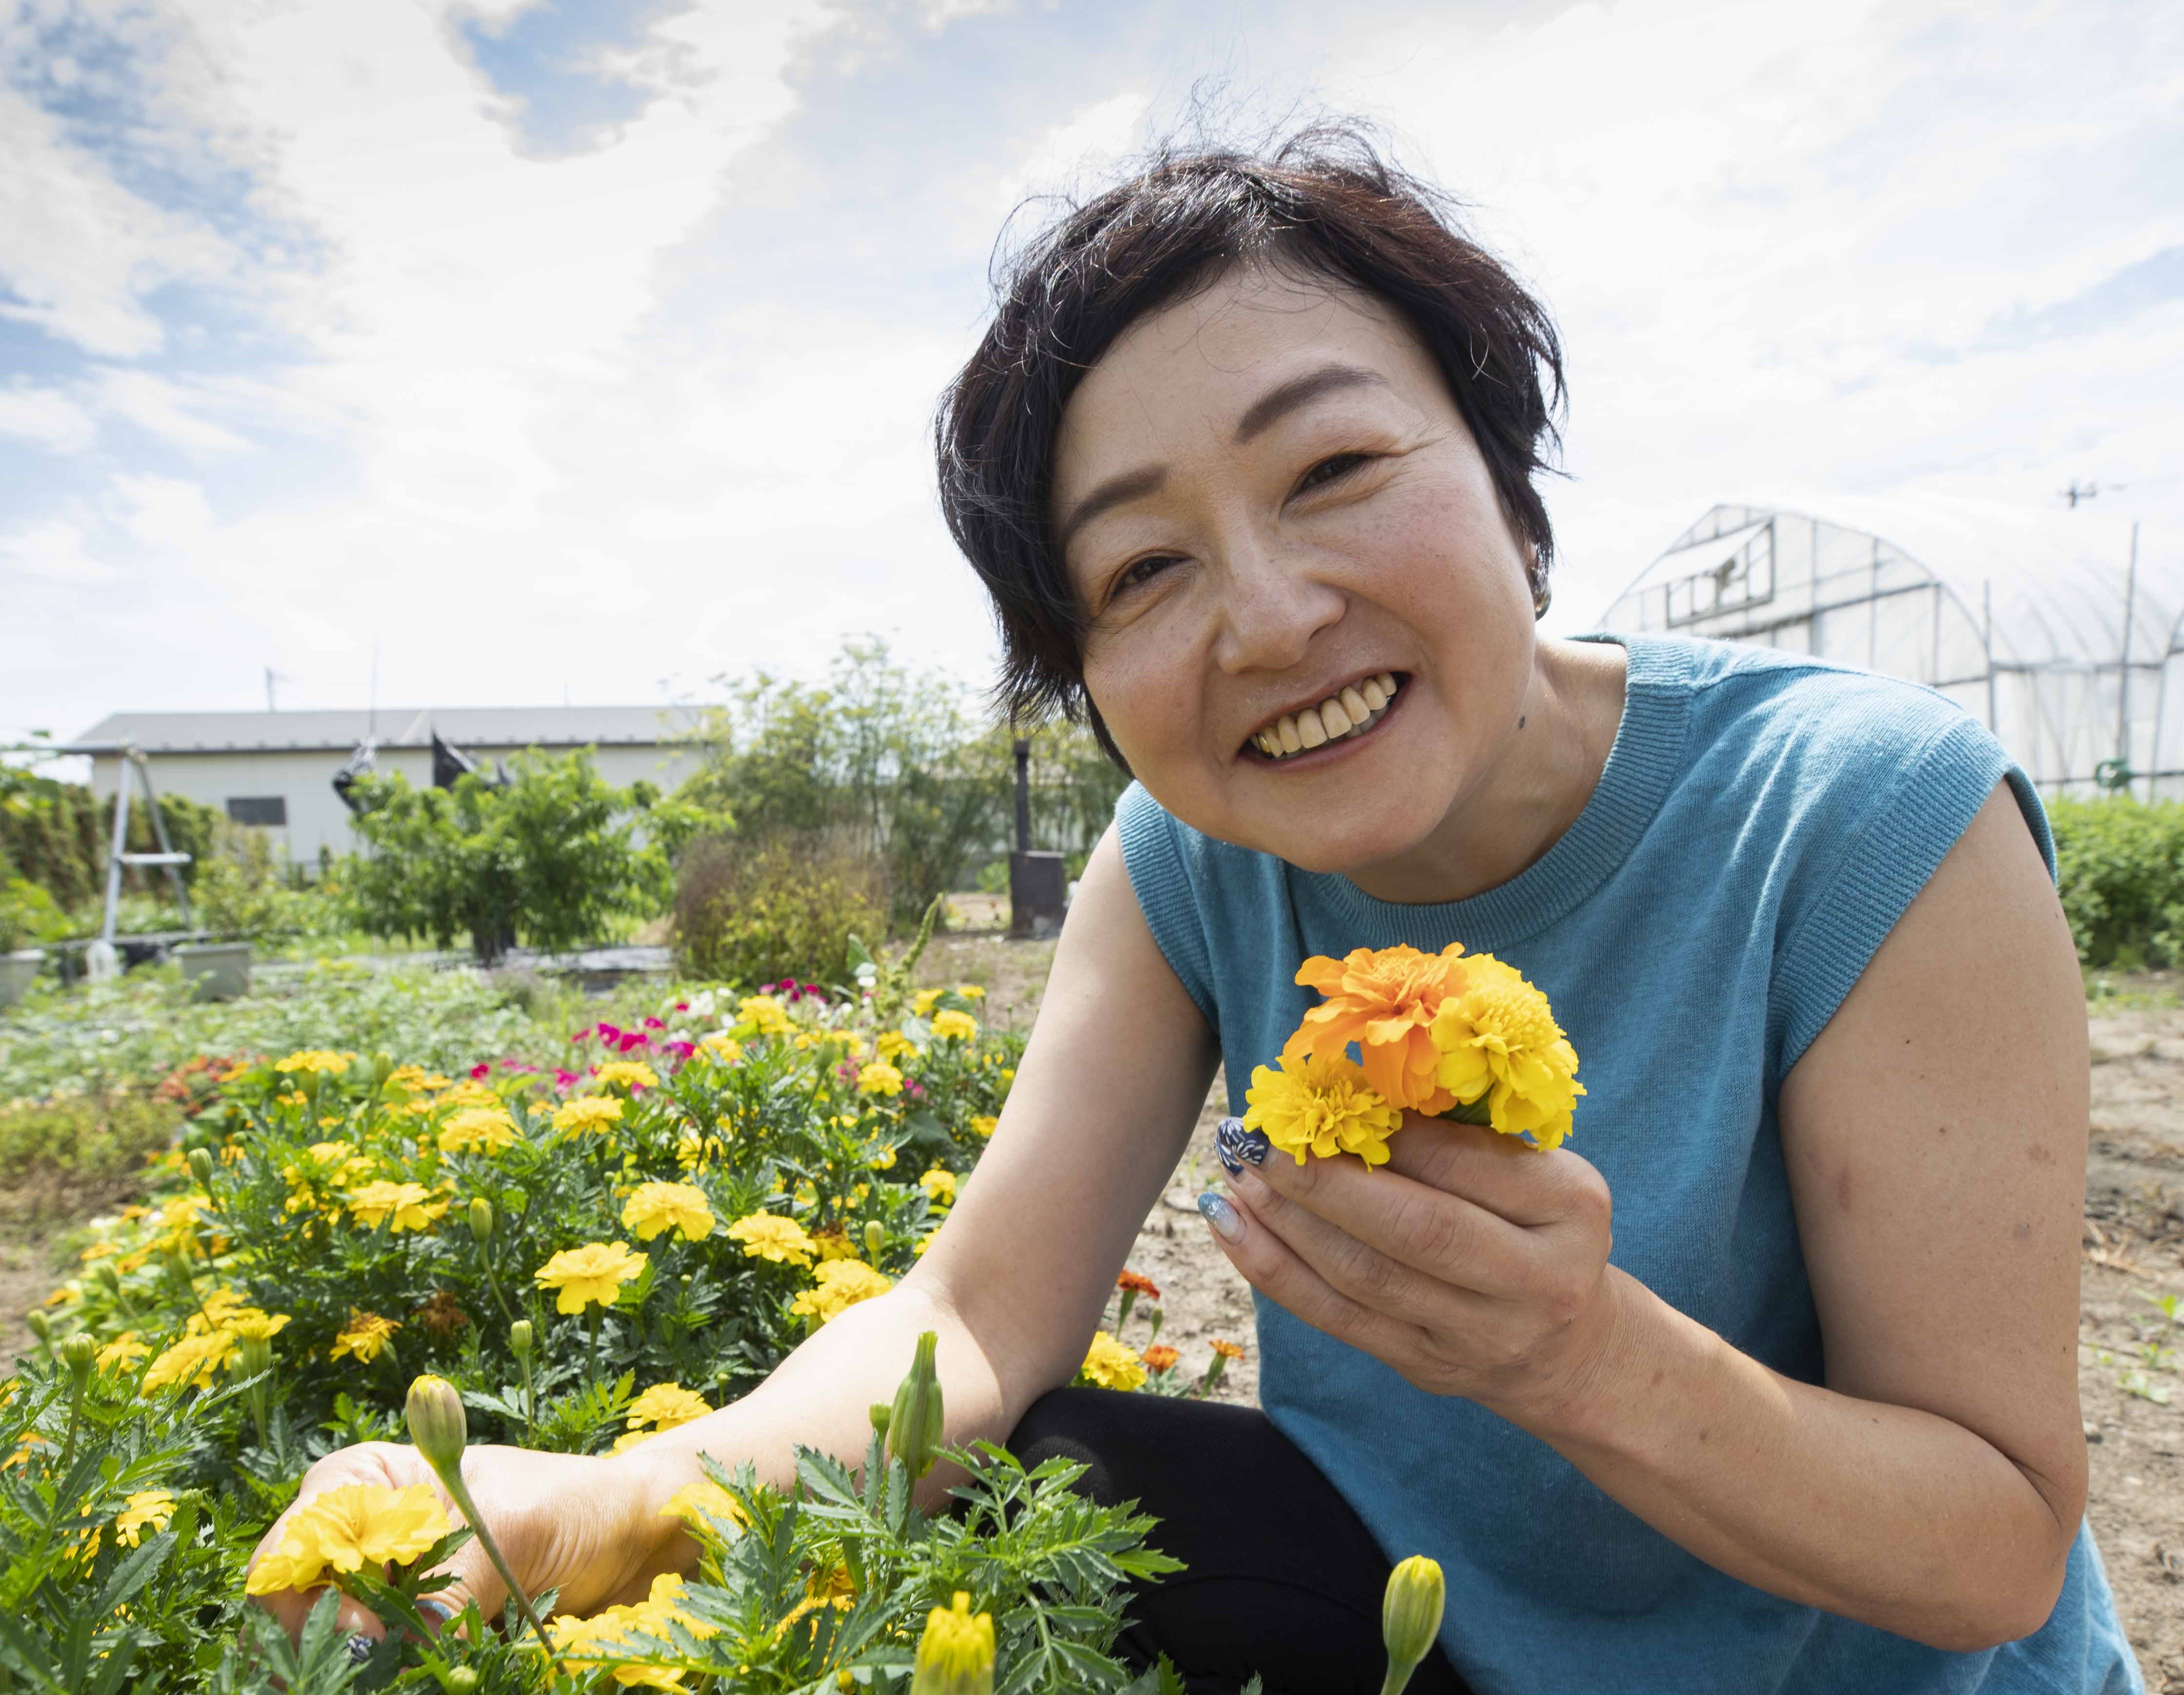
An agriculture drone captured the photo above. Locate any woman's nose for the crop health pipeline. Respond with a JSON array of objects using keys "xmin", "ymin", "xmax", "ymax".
[{"xmin": 1210, "ymin": 539, "xmax": 1346, "ymax": 676}]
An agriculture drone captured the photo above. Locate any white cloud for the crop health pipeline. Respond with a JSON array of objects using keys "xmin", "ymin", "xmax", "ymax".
[
  {"xmin": 0, "ymin": 383, "xmax": 96, "ymax": 451},
  {"xmin": 994, "ymin": 89, "xmax": 1149, "ymax": 213},
  {"xmin": 0, "ymin": 514, "xmax": 119, "ymax": 582}
]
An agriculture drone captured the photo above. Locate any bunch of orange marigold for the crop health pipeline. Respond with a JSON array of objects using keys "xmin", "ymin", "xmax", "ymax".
[{"xmin": 1243, "ymin": 943, "xmax": 1583, "ymax": 1167}]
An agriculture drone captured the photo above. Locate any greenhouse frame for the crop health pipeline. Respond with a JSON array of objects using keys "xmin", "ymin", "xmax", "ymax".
[{"xmin": 1598, "ymin": 498, "xmax": 2177, "ymax": 797}]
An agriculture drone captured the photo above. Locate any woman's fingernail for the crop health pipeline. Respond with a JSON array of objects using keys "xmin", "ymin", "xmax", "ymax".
[
  {"xmin": 1198, "ymin": 1191, "xmax": 1245, "ymax": 1242},
  {"xmin": 1215, "ymin": 1117, "xmax": 1269, "ymax": 1169},
  {"xmin": 419, "ymin": 1597, "xmax": 455, "ymax": 1631},
  {"xmin": 347, "ymin": 1634, "xmax": 376, "ymax": 1665}
]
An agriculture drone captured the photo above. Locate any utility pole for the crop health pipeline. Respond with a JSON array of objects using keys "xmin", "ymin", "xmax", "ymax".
[{"xmin": 2117, "ymin": 520, "xmax": 2141, "ymax": 786}]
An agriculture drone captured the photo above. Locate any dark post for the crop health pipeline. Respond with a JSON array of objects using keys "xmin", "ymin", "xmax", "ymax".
[{"xmin": 1008, "ymin": 732, "xmax": 1067, "ymax": 939}]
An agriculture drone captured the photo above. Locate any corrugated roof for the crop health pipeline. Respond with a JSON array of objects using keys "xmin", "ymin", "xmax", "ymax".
[{"xmin": 65, "ymin": 705, "xmax": 704, "ymax": 756}]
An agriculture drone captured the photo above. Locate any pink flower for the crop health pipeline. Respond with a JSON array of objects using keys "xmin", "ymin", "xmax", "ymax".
[
  {"xmin": 570, "ymin": 1026, "xmax": 594, "ymax": 1045},
  {"xmin": 616, "ymin": 1030, "xmax": 650, "ymax": 1053},
  {"xmin": 665, "ymin": 1040, "xmax": 696, "ymax": 1062},
  {"xmin": 469, "ymin": 1062, "xmax": 492, "ymax": 1081},
  {"xmin": 907, "ymin": 1080, "xmax": 926, "ymax": 1099},
  {"xmin": 674, "ymin": 1001, "xmax": 689, "ymax": 1012},
  {"xmin": 553, "ymin": 1069, "xmax": 580, "ymax": 1090},
  {"xmin": 643, "ymin": 1016, "xmax": 665, "ymax": 1030}
]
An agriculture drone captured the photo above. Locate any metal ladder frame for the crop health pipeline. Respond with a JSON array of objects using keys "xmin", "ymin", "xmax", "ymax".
[{"xmin": 100, "ymin": 745, "xmax": 193, "ymax": 942}]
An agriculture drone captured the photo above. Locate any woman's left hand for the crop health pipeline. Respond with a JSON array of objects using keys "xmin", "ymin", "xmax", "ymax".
[{"xmin": 1203, "ymin": 1113, "xmax": 1624, "ymax": 1424}]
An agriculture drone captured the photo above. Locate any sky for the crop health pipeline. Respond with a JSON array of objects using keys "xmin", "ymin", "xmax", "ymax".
[{"xmin": 2, "ymin": 0, "xmax": 2180, "ymax": 755}]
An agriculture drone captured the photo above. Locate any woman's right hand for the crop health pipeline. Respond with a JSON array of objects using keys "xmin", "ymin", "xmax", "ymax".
[{"xmin": 247, "ymin": 1439, "xmax": 675, "ymax": 1649}]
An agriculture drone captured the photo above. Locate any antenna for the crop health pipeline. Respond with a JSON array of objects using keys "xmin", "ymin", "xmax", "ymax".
[
  {"xmin": 263, "ymin": 666, "xmax": 292, "ymax": 712},
  {"xmin": 2062, "ymin": 479, "xmax": 2126, "ymax": 508},
  {"xmin": 369, "ymin": 638, "xmax": 380, "ymax": 740}
]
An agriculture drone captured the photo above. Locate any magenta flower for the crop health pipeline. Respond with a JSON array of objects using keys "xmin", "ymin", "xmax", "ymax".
[
  {"xmin": 907, "ymin": 1080, "xmax": 926, "ymax": 1099},
  {"xmin": 665, "ymin": 1039, "xmax": 696, "ymax": 1062},
  {"xmin": 469, "ymin": 1062, "xmax": 492, "ymax": 1081},
  {"xmin": 553, "ymin": 1068, "xmax": 580, "ymax": 1089},
  {"xmin": 570, "ymin": 1026, "xmax": 594, "ymax": 1045},
  {"xmin": 643, "ymin": 1015, "xmax": 665, "ymax": 1030},
  {"xmin": 674, "ymin": 1001, "xmax": 689, "ymax": 1012}
]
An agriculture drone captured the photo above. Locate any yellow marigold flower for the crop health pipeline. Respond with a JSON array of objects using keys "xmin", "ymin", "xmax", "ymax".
[
  {"xmin": 857, "ymin": 1061, "xmax": 904, "ymax": 1097},
  {"xmin": 929, "ymin": 1009, "xmax": 977, "ymax": 1044},
  {"xmin": 274, "ymin": 1049, "xmax": 354, "ymax": 1077},
  {"xmin": 621, "ymin": 1182, "xmax": 715, "ymax": 1243},
  {"xmin": 1078, "ymin": 1330, "xmax": 1147, "ymax": 1391},
  {"xmin": 956, "ymin": 984, "xmax": 984, "ymax": 1000},
  {"xmin": 549, "ymin": 1572, "xmax": 717, "ymax": 1686},
  {"xmin": 696, "ymin": 1032, "xmax": 742, "ymax": 1065},
  {"xmin": 914, "ymin": 1592, "xmax": 996, "ymax": 1695},
  {"xmin": 1427, "ymin": 953, "xmax": 1585, "ymax": 1150},
  {"xmin": 228, "ymin": 1309, "xmax": 291, "ymax": 1344},
  {"xmin": 141, "ymin": 1331, "xmax": 237, "ymax": 1395},
  {"xmin": 868, "ymin": 1143, "xmax": 899, "ymax": 1171},
  {"xmin": 911, "ymin": 987, "xmax": 943, "ymax": 1017},
  {"xmin": 919, "ymin": 1167, "xmax": 957, "ymax": 1207},
  {"xmin": 535, "ymin": 1241, "xmax": 648, "ymax": 1314},
  {"xmin": 115, "ymin": 1489, "xmax": 176, "ymax": 1548},
  {"xmin": 593, "ymin": 1061, "xmax": 659, "ymax": 1092},
  {"xmin": 331, "ymin": 1311, "xmax": 402, "ymax": 1364},
  {"xmin": 788, "ymin": 1259, "xmax": 892, "ymax": 1325},
  {"xmin": 436, "ymin": 1079, "xmax": 500, "ymax": 1109},
  {"xmin": 159, "ymin": 1194, "xmax": 211, "ymax": 1232},
  {"xmin": 625, "ymin": 1382, "xmax": 711, "ymax": 1432},
  {"xmin": 438, "ymin": 1107, "xmax": 520, "ymax": 1155},
  {"xmin": 96, "ymin": 1331, "xmax": 151, "ymax": 1372},
  {"xmin": 303, "ymin": 1139, "xmax": 356, "ymax": 1167},
  {"xmin": 738, "ymin": 994, "xmax": 793, "ymax": 1036},
  {"xmin": 968, "ymin": 1115, "xmax": 998, "ymax": 1140},
  {"xmin": 1284, "ymin": 943, "xmax": 1470, "ymax": 1116},
  {"xmin": 345, "ymin": 1181, "xmax": 448, "ymax": 1233},
  {"xmin": 659, "ymin": 1477, "xmax": 747, "ymax": 1539},
  {"xmin": 725, "ymin": 1211, "xmax": 816, "ymax": 1266},
  {"xmin": 1243, "ymin": 1051, "xmax": 1404, "ymax": 1167},
  {"xmin": 3, "ymin": 1433, "xmax": 46, "ymax": 1471},
  {"xmin": 244, "ymin": 1482, "xmax": 449, "ymax": 1596},
  {"xmin": 913, "ymin": 1228, "xmax": 940, "ymax": 1257},
  {"xmin": 874, "ymin": 1030, "xmax": 916, "ymax": 1064},
  {"xmin": 553, "ymin": 1096, "xmax": 624, "ymax": 1137}
]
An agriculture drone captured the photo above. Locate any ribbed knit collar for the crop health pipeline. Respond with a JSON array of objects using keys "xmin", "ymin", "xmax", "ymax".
[{"xmin": 1294, "ymin": 633, "xmax": 1692, "ymax": 952}]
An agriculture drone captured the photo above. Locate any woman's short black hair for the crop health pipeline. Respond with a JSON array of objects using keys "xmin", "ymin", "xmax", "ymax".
[{"xmin": 935, "ymin": 121, "xmax": 1566, "ymax": 762}]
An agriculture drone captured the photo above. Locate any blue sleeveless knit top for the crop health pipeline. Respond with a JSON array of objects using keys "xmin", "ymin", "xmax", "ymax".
[{"xmin": 1115, "ymin": 633, "xmax": 2140, "ymax": 1695}]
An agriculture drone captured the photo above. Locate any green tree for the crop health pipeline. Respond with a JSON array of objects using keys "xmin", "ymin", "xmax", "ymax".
[{"xmin": 346, "ymin": 749, "xmax": 715, "ymax": 964}]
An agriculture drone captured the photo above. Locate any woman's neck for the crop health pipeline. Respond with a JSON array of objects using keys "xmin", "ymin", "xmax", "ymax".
[{"xmin": 1343, "ymin": 637, "xmax": 1630, "ymax": 907}]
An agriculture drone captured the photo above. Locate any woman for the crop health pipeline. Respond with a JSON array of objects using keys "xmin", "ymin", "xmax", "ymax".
[{"xmin": 252, "ymin": 130, "xmax": 2140, "ymax": 1693}]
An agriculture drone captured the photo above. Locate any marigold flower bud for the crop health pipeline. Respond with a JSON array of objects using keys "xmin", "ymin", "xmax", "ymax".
[
  {"xmin": 468, "ymin": 1198, "xmax": 494, "ymax": 1243},
  {"xmin": 887, "ymin": 1329, "xmax": 944, "ymax": 1480},
  {"xmin": 444, "ymin": 1669, "xmax": 479, "ymax": 1695},
  {"xmin": 869, "ymin": 1402, "xmax": 891, "ymax": 1437},
  {"xmin": 371, "ymin": 1052, "xmax": 395, "ymax": 1089},
  {"xmin": 187, "ymin": 1147, "xmax": 215, "ymax": 1187},
  {"xmin": 59, "ymin": 1332, "xmax": 97, "ymax": 1382},
  {"xmin": 864, "ymin": 1220, "xmax": 885, "ymax": 1260},
  {"xmin": 508, "ymin": 1320, "xmax": 534, "ymax": 1359},
  {"xmin": 23, "ymin": 1309, "xmax": 49, "ymax": 1342},
  {"xmin": 912, "ymin": 1592, "xmax": 994, "ymax": 1695},
  {"xmin": 406, "ymin": 1374, "xmax": 469, "ymax": 1475},
  {"xmin": 1379, "ymin": 1555, "xmax": 1445, "ymax": 1695},
  {"xmin": 93, "ymin": 1261, "xmax": 122, "ymax": 1297},
  {"xmin": 236, "ymin": 1332, "xmax": 273, "ymax": 1377}
]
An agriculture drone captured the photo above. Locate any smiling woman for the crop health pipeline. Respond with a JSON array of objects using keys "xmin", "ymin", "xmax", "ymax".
[{"xmin": 250, "ymin": 127, "xmax": 2138, "ymax": 1695}]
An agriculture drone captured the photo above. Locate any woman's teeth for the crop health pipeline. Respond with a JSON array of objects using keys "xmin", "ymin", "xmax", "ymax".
[{"xmin": 1252, "ymin": 673, "xmax": 1400, "ymax": 761}]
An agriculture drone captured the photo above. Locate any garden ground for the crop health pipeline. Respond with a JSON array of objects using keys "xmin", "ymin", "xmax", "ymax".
[{"xmin": 2, "ymin": 932, "xmax": 2179, "ymax": 1685}]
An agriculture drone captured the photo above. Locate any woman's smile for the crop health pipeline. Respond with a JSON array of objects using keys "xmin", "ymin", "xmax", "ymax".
[{"xmin": 1243, "ymin": 670, "xmax": 1407, "ymax": 767}]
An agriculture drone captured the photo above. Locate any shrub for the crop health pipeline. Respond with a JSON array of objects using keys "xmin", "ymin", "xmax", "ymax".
[
  {"xmin": 345, "ymin": 750, "xmax": 722, "ymax": 965},
  {"xmin": 0, "ymin": 1090, "xmax": 182, "ymax": 1213},
  {"xmin": 191, "ymin": 833, "xmax": 348, "ymax": 948},
  {"xmin": 2048, "ymin": 797, "xmax": 2184, "ymax": 968},
  {"xmin": 674, "ymin": 833, "xmax": 887, "ymax": 987},
  {"xmin": 0, "ymin": 980, "xmax": 1215, "ymax": 1692}
]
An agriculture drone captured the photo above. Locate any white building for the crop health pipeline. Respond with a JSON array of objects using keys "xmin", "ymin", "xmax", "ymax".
[{"xmin": 65, "ymin": 706, "xmax": 704, "ymax": 867}]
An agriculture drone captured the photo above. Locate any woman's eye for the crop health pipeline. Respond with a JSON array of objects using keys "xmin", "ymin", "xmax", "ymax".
[
  {"xmin": 1112, "ymin": 554, "xmax": 1178, "ymax": 596},
  {"xmin": 1294, "ymin": 453, "xmax": 1373, "ymax": 495}
]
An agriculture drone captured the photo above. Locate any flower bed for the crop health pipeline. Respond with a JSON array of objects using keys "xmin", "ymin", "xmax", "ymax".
[{"xmin": 0, "ymin": 978, "xmax": 1223, "ymax": 1693}]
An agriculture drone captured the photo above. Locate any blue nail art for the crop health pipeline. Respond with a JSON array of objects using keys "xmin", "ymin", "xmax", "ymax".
[
  {"xmin": 419, "ymin": 1597, "xmax": 455, "ymax": 1629},
  {"xmin": 1198, "ymin": 1190, "xmax": 1244, "ymax": 1242},
  {"xmin": 1215, "ymin": 1116, "xmax": 1269, "ymax": 1170},
  {"xmin": 347, "ymin": 1633, "xmax": 376, "ymax": 1666}
]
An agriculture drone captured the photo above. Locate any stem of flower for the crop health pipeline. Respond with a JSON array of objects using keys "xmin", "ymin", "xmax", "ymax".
[
  {"xmin": 1379, "ymin": 1664, "xmax": 1419, "ymax": 1695},
  {"xmin": 586, "ymin": 1307, "xmax": 599, "ymax": 1380},
  {"xmin": 434, "ymin": 1456, "xmax": 557, "ymax": 1664}
]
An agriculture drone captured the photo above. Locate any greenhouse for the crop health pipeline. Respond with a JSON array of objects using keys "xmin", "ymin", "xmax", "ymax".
[{"xmin": 1598, "ymin": 498, "xmax": 2178, "ymax": 797}]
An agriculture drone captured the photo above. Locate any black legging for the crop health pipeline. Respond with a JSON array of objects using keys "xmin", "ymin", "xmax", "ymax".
[{"xmin": 1008, "ymin": 1388, "xmax": 1471, "ymax": 1695}]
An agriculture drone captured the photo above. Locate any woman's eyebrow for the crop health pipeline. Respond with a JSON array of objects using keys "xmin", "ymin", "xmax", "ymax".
[
  {"xmin": 1232, "ymin": 362, "xmax": 1390, "ymax": 444},
  {"xmin": 1057, "ymin": 464, "xmax": 1166, "ymax": 550}
]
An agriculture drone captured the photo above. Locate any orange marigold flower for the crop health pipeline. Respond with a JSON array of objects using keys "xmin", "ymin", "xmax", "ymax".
[
  {"xmin": 1209, "ymin": 1339, "xmax": 1246, "ymax": 1361},
  {"xmin": 1143, "ymin": 1345, "xmax": 1180, "ymax": 1373},
  {"xmin": 1116, "ymin": 1270, "xmax": 1162, "ymax": 1299},
  {"xmin": 1283, "ymin": 944, "xmax": 1469, "ymax": 1115}
]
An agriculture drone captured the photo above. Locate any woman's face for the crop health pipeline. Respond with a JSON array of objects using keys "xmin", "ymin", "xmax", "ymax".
[{"xmin": 1053, "ymin": 264, "xmax": 1539, "ymax": 875}]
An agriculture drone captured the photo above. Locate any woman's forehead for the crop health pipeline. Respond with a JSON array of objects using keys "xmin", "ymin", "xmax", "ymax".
[{"xmin": 1055, "ymin": 267, "xmax": 1439, "ymax": 479}]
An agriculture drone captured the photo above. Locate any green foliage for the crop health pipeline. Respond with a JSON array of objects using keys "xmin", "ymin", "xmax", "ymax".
[
  {"xmin": 680, "ymin": 639, "xmax": 1128, "ymax": 931},
  {"xmin": 345, "ymin": 750, "xmax": 720, "ymax": 964},
  {"xmin": 0, "ymin": 977, "xmax": 1203, "ymax": 1694},
  {"xmin": 0, "ymin": 960, "xmax": 596, "ymax": 1106},
  {"xmin": 0, "ymin": 1090, "xmax": 185, "ymax": 1196},
  {"xmin": 2048, "ymin": 796, "xmax": 2184, "ymax": 968},
  {"xmin": 673, "ymin": 833, "xmax": 888, "ymax": 987},
  {"xmin": 0, "ymin": 876, "xmax": 68, "ymax": 954},
  {"xmin": 0, "ymin": 762, "xmax": 222, "ymax": 916},
  {"xmin": 190, "ymin": 835, "xmax": 348, "ymax": 950}
]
